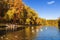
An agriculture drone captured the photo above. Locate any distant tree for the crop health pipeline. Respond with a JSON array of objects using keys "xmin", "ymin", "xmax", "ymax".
[{"xmin": 58, "ymin": 18, "xmax": 60, "ymax": 27}]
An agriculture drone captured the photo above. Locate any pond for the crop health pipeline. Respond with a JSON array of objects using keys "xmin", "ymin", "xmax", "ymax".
[{"xmin": 0, "ymin": 26, "xmax": 60, "ymax": 40}]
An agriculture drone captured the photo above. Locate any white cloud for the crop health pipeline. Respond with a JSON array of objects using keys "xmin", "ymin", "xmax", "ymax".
[{"xmin": 47, "ymin": 1, "xmax": 55, "ymax": 5}]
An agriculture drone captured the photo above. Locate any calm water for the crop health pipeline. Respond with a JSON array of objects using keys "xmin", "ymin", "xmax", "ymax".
[{"xmin": 0, "ymin": 26, "xmax": 60, "ymax": 40}]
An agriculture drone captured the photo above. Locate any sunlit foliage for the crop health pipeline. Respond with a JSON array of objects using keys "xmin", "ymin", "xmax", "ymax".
[
  {"xmin": 0, "ymin": 0, "xmax": 58, "ymax": 27},
  {"xmin": 0, "ymin": 0, "xmax": 41, "ymax": 25}
]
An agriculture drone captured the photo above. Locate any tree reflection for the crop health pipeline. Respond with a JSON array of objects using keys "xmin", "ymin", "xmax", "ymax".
[{"xmin": 0, "ymin": 26, "xmax": 41, "ymax": 40}]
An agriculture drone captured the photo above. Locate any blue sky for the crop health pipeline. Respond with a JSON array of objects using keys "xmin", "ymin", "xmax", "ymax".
[{"xmin": 23, "ymin": 0, "xmax": 60, "ymax": 19}]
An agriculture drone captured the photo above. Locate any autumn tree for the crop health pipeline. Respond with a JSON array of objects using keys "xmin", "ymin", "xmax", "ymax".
[
  {"xmin": 0, "ymin": 0, "xmax": 41, "ymax": 25},
  {"xmin": 0, "ymin": 0, "xmax": 9, "ymax": 17}
]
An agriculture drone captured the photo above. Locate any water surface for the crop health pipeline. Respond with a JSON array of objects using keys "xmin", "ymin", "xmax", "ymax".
[{"xmin": 0, "ymin": 26, "xmax": 60, "ymax": 40}]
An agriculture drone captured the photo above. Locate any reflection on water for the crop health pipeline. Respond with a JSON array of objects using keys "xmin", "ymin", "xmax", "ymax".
[
  {"xmin": 0, "ymin": 26, "xmax": 41, "ymax": 40},
  {"xmin": 0, "ymin": 26, "xmax": 60, "ymax": 40}
]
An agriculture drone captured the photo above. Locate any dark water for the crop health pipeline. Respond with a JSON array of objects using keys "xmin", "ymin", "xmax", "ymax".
[{"xmin": 0, "ymin": 26, "xmax": 60, "ymax": 40}]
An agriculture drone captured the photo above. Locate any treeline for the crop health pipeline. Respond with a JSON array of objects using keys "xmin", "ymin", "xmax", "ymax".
[
  {"xmin": 0, "ymin": 0, "xmax": 60, "ymax": 26},
  {"xmin": 58, "ymin": 18, "xmax": 60, "ymax": 28},
  {"xmin": 0, "ymin": 0, "xmax": 41, "ymax": 25},
  {"xmin": 4, "ymin": 6, "xmax": 41, "ymax": 25},
  {"xmin": 36, "ymin": 18, "xmax": 58, "ymax": 27}
]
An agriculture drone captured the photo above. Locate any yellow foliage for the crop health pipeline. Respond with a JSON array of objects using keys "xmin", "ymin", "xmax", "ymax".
[
  {"xmin": 25, "ymin": 18, "xmax": 31, "ymax": 24},
  {"xmin": 20, "ymin": 12, "xmax": 24, "ymax": 18},
  {"xmin": 6, "ymin": 8, "xmax": 16, "ymax": 19},
  {"xmin": 36, "ymin": 18, "xmax": 40, "ymax": 24},
  {"xmin": 27, "ymin": 13, "xmax": 32, "ymax": 18}
]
